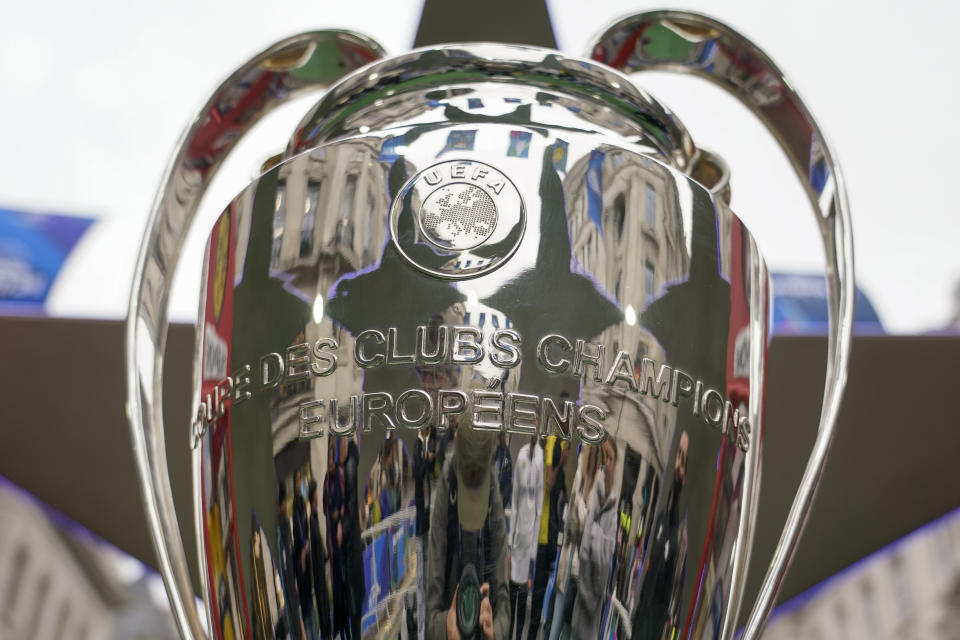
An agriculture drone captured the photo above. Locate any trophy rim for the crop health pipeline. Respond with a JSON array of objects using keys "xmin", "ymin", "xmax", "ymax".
[{"xmin": 285, "ymin": 42, "xmax": 697, "ymax": 171}]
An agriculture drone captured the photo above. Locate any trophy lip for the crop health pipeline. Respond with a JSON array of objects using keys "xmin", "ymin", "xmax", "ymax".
[{"xmin": 285, "ymin": 41, "xmax": 696, "ymax": 170}]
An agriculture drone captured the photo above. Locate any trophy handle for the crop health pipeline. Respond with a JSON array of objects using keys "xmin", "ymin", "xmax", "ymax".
[
  {"xmin": 589, "ymin": 11, "xmax": 855, "ymax": 639},
  {"xmin": 125, "ymin": 31, "xmax": 386, "ymax": 640}
]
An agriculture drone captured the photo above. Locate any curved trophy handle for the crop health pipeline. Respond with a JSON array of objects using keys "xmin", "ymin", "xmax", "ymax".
[
  {"xmin": 125, "ymin": 31, "xmax": 386, "ymax": 640},
  {"xmin": 589, "ymin": 11, "xmax": 855, "ymax": 640}
]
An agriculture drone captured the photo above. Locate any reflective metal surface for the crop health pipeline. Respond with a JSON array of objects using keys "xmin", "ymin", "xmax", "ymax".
[
  {"xmin": 127, "ymin": 13, "xmax": 853, "ymax": 640},
  {"xmin": 589, "ymin": 13, "xmax": 854, "ymax": 638},
  {"xmin": 193, "ymin": 126, "xmax": 767, "ymax": 640}
]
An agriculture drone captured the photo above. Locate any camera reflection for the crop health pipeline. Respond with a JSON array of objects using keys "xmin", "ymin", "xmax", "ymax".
[{"xmin": 426, "ymin": 421, "xmax": 509, "ymax": 640}]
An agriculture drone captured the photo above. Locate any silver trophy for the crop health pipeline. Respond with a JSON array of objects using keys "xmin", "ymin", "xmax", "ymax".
[{"xmin": 127, "ymin": 12, "xmax": 853, "ymax": 640}]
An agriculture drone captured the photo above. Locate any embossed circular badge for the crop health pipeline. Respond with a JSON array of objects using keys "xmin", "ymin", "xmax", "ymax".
[{"xmin": 391, "ymin": 160, "xmax": 525, "ymax": 280}]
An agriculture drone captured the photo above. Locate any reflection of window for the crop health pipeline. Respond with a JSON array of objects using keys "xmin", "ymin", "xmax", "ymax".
[
  {"xmin": 890, "ymin": 554, "xmax": 912, "ymax": 624},
  {"xmin": 644, "ymin": 261, "xmax": 655, "ymax": 305},
  {"xmin": 645, "ymin": 183, "xmax": 656, "ymax": 227},
  {"xmin": 54, "ymin": 602, "xmax": 71, "ymax": 640},
  {"xmin": 3, "ymin": 544, "xmax": 27, "ymax": 620},
  {"xmin": 338, "ymin": 175, "xmax": 358, "ymax": 250},
  {"xmin": 271, "ymin": 184, "xmax": 287, "ymax": 268},
  {"xmin": 301, "ymin": 181, "xmax": 321, "ymax": 258},
  {"xmin": 614, "ymin": 192, "xmax": 626, "ymax": 240},
  {"xmin": 363, "ymin": 194, "xmax": 374, "ymax": 265},
  {"xmin": 860, "ymin": 581, "xmax": 880, "ymax": 639},
  {"xmin": 833, "ymin": 601, "xmax": 848, "ymax": 637},
  {"xmin": 934, "ymin": 529, "xmax": 953, "ymax": 584},
  {"xmin": 336, "ymin": 219, "xmax": 354, "ymax": 250},
  {"xmin": 28, "ymin": 575, "xmax": 50, "ymax": 639},
  {"xmin": 341, "ymin": 175, "xmax": 357, "ymax": 222}
]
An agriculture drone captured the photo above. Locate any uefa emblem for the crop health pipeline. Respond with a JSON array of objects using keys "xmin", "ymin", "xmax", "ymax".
[{"xmin": 390, "ymin": 159, "xmax": 525, "ymax": 280}]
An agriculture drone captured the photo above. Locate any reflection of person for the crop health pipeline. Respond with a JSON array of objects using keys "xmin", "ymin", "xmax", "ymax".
[
  {"xmin": 436, "ymin": 420, "xmax": 456, "ymax": 471},
  {"xmin": 426, "ymin": 425, "xmax": 509, "ymax": 640},
  {"xmin": 308, "ymin": 480, "xmax": 331, "ymax": 639},
  {"xmin": 341, "ymin": 435, "xmax": 366, "ymax": 640},
  {"xmin": 324, "ymin": 442, "xmax": 346, "ymax": 638},
  {"xmin": 531, "ymin": 435, "xmax": 567, "ymax": 640},
  {"xmin": 415, "ymin": 426, "xmax": 438, "ymax": 536},
  {"xmin": 277, "ymin": 482, "xmax": 304, "ymax": 639},
  {"xmin": 415, "ymin": 425, "xmax": 438, "ymax": 640},
  {"xmin": 493, "ymin": 432, "xmax": 513, "ymax": 526},
  {"xmin": 251, "ymin": 516, "xmax": 286, "ymax": 639},
  {"xmin": 508, "ymin": 435, "xmax": 543, "ymax": 640},
  {"xmin": 293, "ymin": 471, "xmax": 316, "ymax": 639},
  {"xmin": 571, "ymin": 439, "xmax": 618, "ymax": 640},
  {"xmin": 378, "ymin": 432, "xmax": 405, "ymax": 521},
  {"xmin": 631, "ymin": 431, "xmax": 689, "ymax": 640},
  {"xmin": 549, "ymin": 446, "xmax": 600, "ymax": 640}
]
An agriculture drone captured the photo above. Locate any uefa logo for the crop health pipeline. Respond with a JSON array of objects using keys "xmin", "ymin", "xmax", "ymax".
[{"xmin": 390, "ymin": 160, "xmax": 525, "ymax": 280}]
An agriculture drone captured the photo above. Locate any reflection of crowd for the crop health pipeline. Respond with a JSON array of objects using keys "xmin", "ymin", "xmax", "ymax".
[
  {"xmin": 509, "ymin": 435, "xmax": 543, "ymax": 640},
  {"xmin": 533, "ymin": 435, "xmax": 568, "ymax": 640},
  {"xmin": 424, "ymin": 425, "xmax": 624, "ymax": 640},
  {"xmin": 324, "ymin": 443, "xmax": 346, "ymax": 638},
  {"xmin": 415, "ymin": 426, "xmax": 439, "ymax": 640},
  {"xmin": 423, "ymin": 424, "xmax": 693, "ymax": 640},
  {"xmin": 426, "ymin": 420, "xmax": 510, "ymax": 640},
  {"xmin": 631, "ymin": 432, "xmax": 689, "ymax": 640},
  {"xmin": 570, "ymin": 439, "xmax": 617, "ymax": 640},
  {"xmin": 260, "ymin": 436, "xmax": 366, "ymax": 640},
  {"xmin": 364, "ymin": 433, "xmax": 411, "ymax": 528},
  {"xmin": 276, "ymin": 481, "xmax": 301, "ymax": 639},
  {"xmin": 549, "ymin": 445, "xmax": 600, "ymax": 640},
  {"xmin": 258, "ymin": 424, "xmax": 690, "ymax": 640}
]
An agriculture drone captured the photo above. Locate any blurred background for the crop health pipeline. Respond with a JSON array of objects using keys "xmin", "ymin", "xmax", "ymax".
[{"xmin": 1, "ymin": 0, "xmax": 958, "ymax": 638}]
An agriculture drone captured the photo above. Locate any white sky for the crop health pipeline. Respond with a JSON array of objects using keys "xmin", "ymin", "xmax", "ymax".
[{"xmin": 0, "ymin": 0, "xmax": 957, "ymax": 333}]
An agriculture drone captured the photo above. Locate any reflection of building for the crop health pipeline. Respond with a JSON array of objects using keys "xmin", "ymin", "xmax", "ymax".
[
  {"xmin": 566, "ymin": 149, "xmax": 688, "ymax": 320},
  {"xmin": 267, "ymin": 143, "xmax": 390, "ymax": 277},
  {"xmin": 0, "ymin": 484, "xmax": 178, "ymax": 640},
  {"xmin": 564, "ymin": 148, "xmax": 688, "ymax": 491},
  {"xmin": 231, "ymin": 141, "xmax": 420, "ymax": 639},
  {"xmin": 233, "ymin": 141, "xmax": 389, "ymax": 478},
  {"xmin": 564, "ymin": 148, "xmax": 692, "ymax": 630}
]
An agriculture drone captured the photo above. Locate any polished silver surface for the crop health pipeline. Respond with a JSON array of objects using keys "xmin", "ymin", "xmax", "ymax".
[
  {"xmin": 127, "ymin": 14, "xmax": 853, "ymax": 640},
  {"xmin": 192, "ymin": 130, "xmax": 767, "ymax": 640},
  {"xmin": 588, "ymin": 12, "xmax": 854, "ymax": 639}
]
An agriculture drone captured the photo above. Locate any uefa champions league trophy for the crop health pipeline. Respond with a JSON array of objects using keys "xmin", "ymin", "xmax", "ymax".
[{"xmin": 127, "ymin": 11, "xmax": 853, "ymax": 640}]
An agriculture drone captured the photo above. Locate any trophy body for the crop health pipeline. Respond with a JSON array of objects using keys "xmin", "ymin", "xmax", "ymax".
[{"xmin": 128, "ymin": 16, "xmax": 853, "ymax": 640}]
